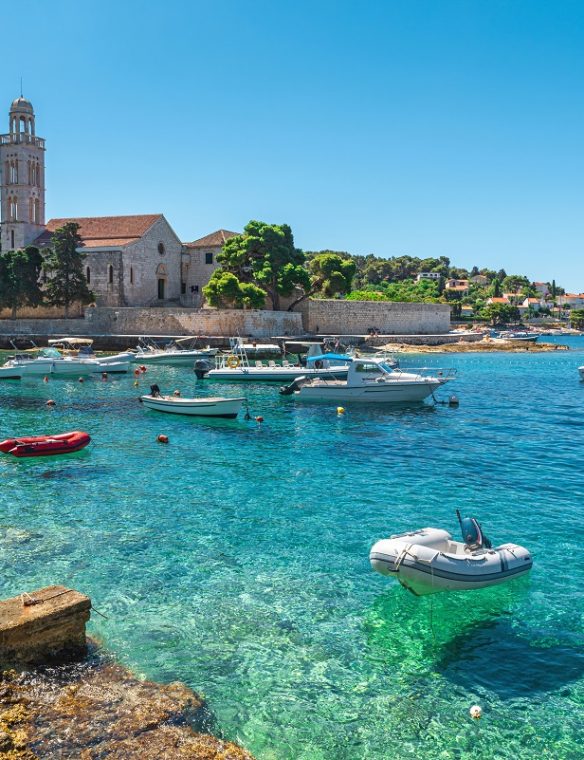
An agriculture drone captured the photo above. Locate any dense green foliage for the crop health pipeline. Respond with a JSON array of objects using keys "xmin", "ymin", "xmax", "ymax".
[
  {"xmin": 204, "ymin": 220, "xmax": 310, "ymax": 310},
  {"xmin": 43, "ymin": 222, "xmax": 93, "ymax": 317},
  {"xmin": 0, "ymin": 246, "xmax": 44, "ymax": 319},
  {"xmin": 204, "ymin": 221, "xmax": 567, "ymax": 327},
  {"xmin": 483, "ymin": 302, "xmax": 521, "ymax": 325},
  {"xmin": 570, "ymin": 309, "xmax": 584, "ymax": 329}
]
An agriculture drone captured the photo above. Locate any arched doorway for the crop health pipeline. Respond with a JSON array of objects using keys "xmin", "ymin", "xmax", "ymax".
[{"xmin": 155, "ymin": 263, "xmax": 167, "ymax": 301}]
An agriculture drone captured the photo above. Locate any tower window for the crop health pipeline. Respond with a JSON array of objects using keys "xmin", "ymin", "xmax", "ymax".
[
  {"xmin": 11, "ymin": 230, "xmax": 15, "ymax": 249},
  {"xmin": 86, "ymin": 267, "xmax": 91, "ymax": 284},
  {"xmin": 205, "ymin": 252, "xmax": 213, "ymax": 265},
  {"xmin": 108, "ymin": 265, "xmax": 114, "ymax": 284},
  {"xmin": 130, "ymin": 266, "xmax": 134, "ymax": 285}
]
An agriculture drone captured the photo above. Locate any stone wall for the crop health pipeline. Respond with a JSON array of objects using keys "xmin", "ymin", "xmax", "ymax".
[
  {"xmin": 298, "ymin": 299, "xmax": 451, "ymax": 334},
  {"xmin": 0, "ymin": 302, "xmax": 84, "ymax": 319},
  {"xmin": 84, "ymin": 307, "xmax": 303, "ymax": 337},
  {"xmin": 0, "ymin": 306, "xmax": 303, "ymax": 338}
]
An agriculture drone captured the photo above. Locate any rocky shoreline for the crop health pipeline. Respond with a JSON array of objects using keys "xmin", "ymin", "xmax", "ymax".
[
  {"xmin": 380, "ymin": 338, "xmax": 571, "ymax": 354},
  {"xmin": 0, "ymin": 647, "xmax": 253, "ymax": 759}
]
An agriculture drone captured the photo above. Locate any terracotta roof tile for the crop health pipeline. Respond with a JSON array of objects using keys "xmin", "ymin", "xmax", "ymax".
[
  {"xmin": 34, "ymin": 215, "xmax": 163, "ymax": 248},
  {"xmin": 184, "ymin": 229, "xmax": 239, "ymax": 248}
]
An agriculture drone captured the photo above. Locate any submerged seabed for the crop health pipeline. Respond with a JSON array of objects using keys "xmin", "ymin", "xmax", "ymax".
[{"xmin": 1, "ymin": 340, "xmax": 583, "ymax": 759}]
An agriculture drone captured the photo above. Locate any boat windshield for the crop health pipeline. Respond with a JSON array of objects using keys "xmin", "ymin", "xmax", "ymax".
[{"xmin": 354, "ymin": 361, "xmax": 393, "ymax": 375}]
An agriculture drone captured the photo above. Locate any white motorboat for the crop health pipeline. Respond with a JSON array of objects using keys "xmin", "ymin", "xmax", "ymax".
[
  {"xmin": 579, "ymin": 366, "xmax": 584, "ymax": 381},
  {"xmin": 369, "ymin": 513, "xmax": 532, "ymax": 596},
  {"xmin": 231, "ymin": 338, "xmax": 281, "ymax": 357},
  {"xmin": 39, "ymin": 348, "xmax": 130, "ymax": 375},
  {"xmin": 140, "ymin": 392, "xmax": 244, "ymax": 418},
  {"xmin": 48, "ymin": 338, "xmax": 135, "ymax": 365},
  {"xmin": 0, "ymin": 361, "xmax": 22, "ymax": 379},
  {"xmin": 280, "ymin": 357, "xmax": 453, "ymax": 403},
  {"xmin": 0, "ymin": 352, "xmax": 54, "ymax": 377},
  {"xmin": 132, "ymin": 337, "xmax": 218, "ymax": 366},
  {"xmin": 197, "ymin": 351, "xmax": 352, "ymax": 382}
]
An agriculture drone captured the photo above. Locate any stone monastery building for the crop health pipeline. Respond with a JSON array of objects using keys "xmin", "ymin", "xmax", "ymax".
[{"xmin": 0, "ymin": 96, "xmax": 236, "ymax": 307}]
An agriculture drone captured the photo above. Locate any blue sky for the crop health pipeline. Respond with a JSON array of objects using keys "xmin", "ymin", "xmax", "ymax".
[{"xmin": 4, "ymin": 0, "xmax": 584, "ymax": 289}]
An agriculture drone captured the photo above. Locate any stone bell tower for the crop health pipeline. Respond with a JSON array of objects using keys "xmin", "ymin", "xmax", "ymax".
[{"xmin": 0, "ymin": 96, "xmax": 46, "ymax": 251}]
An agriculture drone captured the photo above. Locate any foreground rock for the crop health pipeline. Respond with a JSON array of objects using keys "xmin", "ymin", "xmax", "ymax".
[{"xmin": 0, "ymin": 655, "xmax": 253, "ymax": 759}]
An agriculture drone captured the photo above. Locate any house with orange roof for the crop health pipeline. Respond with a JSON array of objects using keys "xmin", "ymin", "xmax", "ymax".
[{"xmin": 486, "ymin": 297, "xmax": 511, "ymax": 305}]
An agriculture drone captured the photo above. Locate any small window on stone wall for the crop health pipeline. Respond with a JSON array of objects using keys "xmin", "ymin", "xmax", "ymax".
[
  {"xmin": 86, "ymin": 266, "xmax": 91, "ymax": 284},
  {"xmin": 130, "ymin": 266, "xmax": 134, "ymax": 285},
  {"xmin": 205, "ymin": 252, "xmax": 213, "ymax": 265},
  {"xmin": 108, "ymin": 265, "xmax": 114, "ymax": 284},
  {"xmin": 181, "ymin": 281, "xmax": 186, "ymax": 295},
  {"xmin": 158, "ymin": 242, "xmax": 166, "ymax": 256}
]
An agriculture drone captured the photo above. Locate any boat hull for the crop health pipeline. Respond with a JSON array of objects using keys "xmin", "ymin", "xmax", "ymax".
[
  {"xmin": 51, "ymin": 359, "xmax": 130, "ymax": 375},
  {"xmin": 0, "ymin": 431, "xmax": 91, "ymax": 457},
  {"xmin": 370, "ymin": 531, "xmax": 532, "ymax": 595},
  {"xmin": 295, "ymin": 379, "xmax": 442, "ymax": 403},
  {"xmin": 0, "ymin": 367, "xmax": 21, "ymax": 380},
  {"xmin": 140, "ymin": 395, "xmax": 244, "ymax": 417}
]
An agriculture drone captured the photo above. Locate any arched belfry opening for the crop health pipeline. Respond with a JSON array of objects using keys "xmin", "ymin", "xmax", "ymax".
[{"xmin": 1, "ymin": 95, "xmax": 46, "ymax": 250}]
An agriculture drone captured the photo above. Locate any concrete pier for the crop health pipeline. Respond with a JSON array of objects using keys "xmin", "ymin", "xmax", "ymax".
[{"xmin": 0, "ymin": 585, "xmax": 91, "ymax": 665}]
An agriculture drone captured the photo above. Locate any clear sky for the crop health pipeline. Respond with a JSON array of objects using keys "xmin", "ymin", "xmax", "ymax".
[{"xmin": 4, "ymin": 0, "xmax": 584, "ymax": 289}]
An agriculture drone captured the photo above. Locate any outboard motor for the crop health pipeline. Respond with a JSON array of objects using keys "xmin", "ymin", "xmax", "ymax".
[
  {"xmin": 456, "ymin": 510, "xmax": 492, "ymax": 549},
  {"xmin": 194, "ymin": 359, "xmax": 212, "ymax": 379},
  {"xmin": 279, "ymin": 376, "xmax": 308, "ymax": 396},
  {"xmin": 150, "ymin": 384, "xmax": 161, "ymax": 398}
]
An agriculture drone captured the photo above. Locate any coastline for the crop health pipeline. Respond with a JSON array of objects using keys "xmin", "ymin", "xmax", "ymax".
[
  {"xmin": 0, "ymin": 646, "xmax": 254, "ymax": 759},
  {"xmin": 379, "ymin": 339, "xmax": 571, "ymax": 354}
]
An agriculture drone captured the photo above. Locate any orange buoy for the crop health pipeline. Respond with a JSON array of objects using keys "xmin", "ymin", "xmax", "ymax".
[
  {"xmin": 46, "ymin": 399, "xmax": 56, "ymax": 407},
  {"xmin": 139, "ymin": 365, "xmax": 147, "ymax": 373},
  {"xmin": 134, "ymin": 368, "xmax": 141, "ymax": 377},
  {"xmin": 157, "ymin": 434, "xmax": 169, "ymax": 444},
  {"xmin": 255, "ymin": 416, "xmax": 264, "ymax": 423}
]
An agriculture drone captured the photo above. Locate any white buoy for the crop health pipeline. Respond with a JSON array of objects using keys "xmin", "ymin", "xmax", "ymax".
[
  {"xmin": 448, "ymin": 395, "xmax": 460, "ymax": 407},
  {"xmin": 469, "ymin": 705, "xmax": 482, "ymax": 720}
]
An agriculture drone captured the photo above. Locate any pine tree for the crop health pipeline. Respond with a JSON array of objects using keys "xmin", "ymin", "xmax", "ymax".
[
  {"xmin": 0, "ymin": 247, "xmax": 44, "ymax": 319},
  {"xmin": 43, "ymin": 222, "xmax": 93, "ymax": 317}
]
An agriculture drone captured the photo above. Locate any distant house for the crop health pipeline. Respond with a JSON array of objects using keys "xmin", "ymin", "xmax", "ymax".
[
  {"xmin": 519, "ymin": 297, "xmax": 542, "ymax": 313},
  {"xmin": 182, "ymin": 229, "xmax": 239, "ymax": 306},
  {"xmin": 470, "ymin": 274, "xmax": 488, "ymax": 286},
  {"xmin": 416, "ymin": 272, "xmax": 441, "ymax": 282},
  {"xmin": 445, "ymin": 278, "xmax": 469, "ymax": 294},
  {"xmin": 486, "ymin": 297, "xmax": 511, "ymax": 305},
  {"xmin": 502, "ymin": 292, "xmax": 523, "ymax": 304},
  {"xmin": 461, "ymin": 304, "xmax": 475, "ymax": 317},
  {"xmin": 532, "ymin": 281, "xmax": 549, "ymax": 297},
  {"xmin": 556, "ymin": 293, "xmax": 584, "ymax": 308}
]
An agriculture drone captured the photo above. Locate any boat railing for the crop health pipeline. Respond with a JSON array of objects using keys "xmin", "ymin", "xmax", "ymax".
[
  {"xmin": 393, "ymin": 367, "xmax": 457, "ymax": 380},
  {"xmin": 214, "ymin": 337, "xmax": 250, "ymax": 369}
]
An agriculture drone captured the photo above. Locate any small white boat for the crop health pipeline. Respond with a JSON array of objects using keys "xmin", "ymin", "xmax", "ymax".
[
  {"xmin": 49, "ymin": 338, "xmax": 135, "ymax": 365},
  {"xmin": 199, "ymin": 351, "xmax": 352, "ymax": 382},
  {"xmin": 0, "ymin": 362, "xmax": 22, "ymax": 379},
  {"xmin": 579, "ymin": 366, "xmax": 584, "ymax": 381},
  {"xmin": 280, "ymin": 357, "xmax": 453, "ymax": 403},
  {"xmin": 140, "ymin": 392, "xmax": 244, "ymax": 418},
  {"xmin": 0, "ymin": 353, "xmax": 54, "ymax": 377},
  {"xmin": 132, "ymin": 337, "xmax": 218, "ymax": 366},
  {"xmin": 40, "ymin": 348, "xmax": 130, "ymax": 375},
  {"xmin": 370, "ymin": 514, "xmax": 532, "ymax": 596}
]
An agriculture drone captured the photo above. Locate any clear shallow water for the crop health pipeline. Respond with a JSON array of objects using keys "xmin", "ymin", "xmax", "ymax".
[{"xmin": 1, "ymin": 341, "xmax": 584, "ymax": 759}]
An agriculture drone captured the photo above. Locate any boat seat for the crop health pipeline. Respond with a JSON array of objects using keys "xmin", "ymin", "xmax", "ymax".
[
  {"xmin": 268, "ymin": 361, "xmax": 276, "ymax": 367},
  {"xmin": 255, "ymin": 360, "xmax": 264, "ymax": 367}
]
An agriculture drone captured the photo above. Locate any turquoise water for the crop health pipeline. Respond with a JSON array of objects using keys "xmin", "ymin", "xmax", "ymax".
[{"xmin": 1, "ymin": 341, "xmax": 584, "ymax": 759}]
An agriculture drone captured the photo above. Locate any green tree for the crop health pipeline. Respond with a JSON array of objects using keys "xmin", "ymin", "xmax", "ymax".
[
  {"xmin": 43, "ymin": 222, "xmax": 93, "ymax": 317},
  {"xmin": 482, "ymin": 302, "xmax": 520, "ymax": 326},
  {"xmin": 203, "ymin": 270, "xmax": 267, "ymax": 309},
  {"xmin": 215, "ymin": 220, "xmax": 310, "ymax": 310},
  {"xmin": 490, "ymin": 278, "xmax": 502, "ymax": 297},
  {"xmin": 501, "ymin": 274, "xmax": 530, "ymax": 294},
  {"xmin": 570, "ymin": 309, "xmax": 584, "ymax": 330},
  {"xmin": 286, "ymin": 252, "xmax": 356, "ymax": 310},
  {"xmin": 0, "ymin": 247, "xmax": 44, "ymax": 319}
]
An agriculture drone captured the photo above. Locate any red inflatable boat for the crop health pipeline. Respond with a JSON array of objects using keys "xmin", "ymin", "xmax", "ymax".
[{"xmin": 0, "ymin": 431, "xmax": 91, "ymax": 458}]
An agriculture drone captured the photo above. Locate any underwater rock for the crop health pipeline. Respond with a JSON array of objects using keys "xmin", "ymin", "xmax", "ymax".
[{"xmin": 1, "ymin": 658, "xmax": 254, "ymax": 759}]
